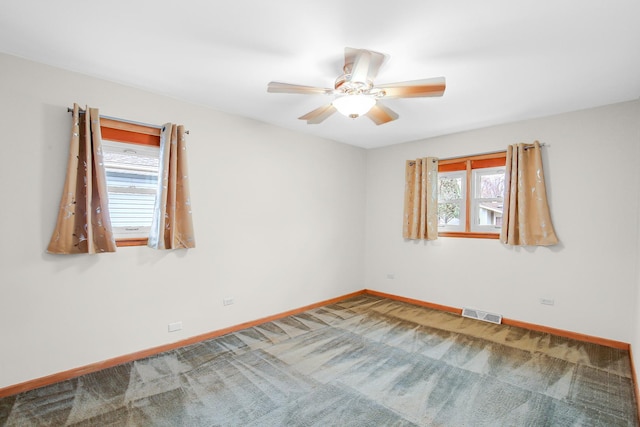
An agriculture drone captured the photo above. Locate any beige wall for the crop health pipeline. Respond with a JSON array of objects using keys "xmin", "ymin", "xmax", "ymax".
[
  {"xmin": 365, "ymin": 100, "xmax": 640, "ymax": 343},
  {"xmin": 0, "ymin": 54, "xmax": 366, "ymax": 388}
]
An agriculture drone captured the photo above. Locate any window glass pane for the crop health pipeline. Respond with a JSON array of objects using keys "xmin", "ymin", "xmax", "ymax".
[
  {"xmin": 439, "ymin": 176, "xmax": 463, "ymax": 201},
  {"xmin": 106, "ymin": 171, "xmax": 158, "ymax": 191},
  {"xmin": 471, "ymin": 167, "xmax": 505, "ymax": 232},
  {"xmin": 438, "ymin": 202, "xmax": 462, "ymax": 226},
  {"xmin": 438, "ymin": 171, "xmax": 465, "ymax": 230},
  {"xmin": 475, "ymin": 201, "xmax": 503, "ymax": 227},
  {"xmin": 477, "ymin": 171, "xmax": 505, "ymax": 198},
  {"xmin": 103, "ymin": 145, "xmax": 159, "ymax": 174},
  {"xmin": 102, "ymin": 140, "xmax": 160, "ymax": 239},
  {"xmin": 106, "ymin": 173, "xmax": 158, "ymax": 228}
]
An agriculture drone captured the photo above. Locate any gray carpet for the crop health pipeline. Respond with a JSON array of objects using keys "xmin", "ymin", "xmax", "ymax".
[{"xmin": 0, "ymin": 295, "xmax": 637, "ymax": 426}]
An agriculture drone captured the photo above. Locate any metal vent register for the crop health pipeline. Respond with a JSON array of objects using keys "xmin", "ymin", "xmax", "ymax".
[{"xmin": 461, "ymin": 308, "xmax": 503, "ymax": 324}]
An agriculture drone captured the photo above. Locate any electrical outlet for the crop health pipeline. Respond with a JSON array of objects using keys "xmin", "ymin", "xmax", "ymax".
[
  {"xmin": 223, "ymin": 297, "xmax": 234, "ymax": 306},
  {"xmin": 168, "ymin": 321, "xmax": 182, "ymax": 332},
  {"xmin": 540, "ymin": 298, "xmax": 555, "ymax": 306},
  {"xmin": 386, "ymin": 273, "xmax": 395, "ymax": 279}
]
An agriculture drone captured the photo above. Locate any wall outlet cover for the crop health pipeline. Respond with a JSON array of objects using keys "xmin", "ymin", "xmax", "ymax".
[{"xmin": 168, "ymin": 321, "xmax": 182, "ymax": 332}]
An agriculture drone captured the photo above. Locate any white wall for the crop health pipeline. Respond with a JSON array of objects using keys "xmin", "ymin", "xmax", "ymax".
[
  {"xmin": 2, "ymin": 51, "xmax": 639, "ymax": 391},
  {"xmin": 0, "ymin": 54, "xmax": 366, "ymax": 389},
  {"xmin": 634, "ymin": 102, "xmax": 640, "ymax": 382},
  {"xmin": 365, "ymin": 100, "xmax": 640, "ymax": 343}
]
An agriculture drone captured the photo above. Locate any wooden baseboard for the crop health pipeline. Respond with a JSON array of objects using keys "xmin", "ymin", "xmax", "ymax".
[
  {"xmin": 501, "ymin": 317, "xmax": 629, "ymax": 350},
  {"xmin": 364, "ymin": 289, "xmax": 463, "ymax": 315},
  {"xmin": 629, "ymin": 345, "xmax": 640, "ymax": 423},
  {"xmin": 0, "ymin": 290, "xmax": 366, "ymax": 399},
  {"xmin": 369, "ymin": 289, "xmax": 637, "ymax": 418},
  {"xmin": 364, "ymin": 289, "xmax": 630, "ymax": 350},
  {"xmin": 0, "ymin": 288, "xmax": 633, "ymax": 399}
]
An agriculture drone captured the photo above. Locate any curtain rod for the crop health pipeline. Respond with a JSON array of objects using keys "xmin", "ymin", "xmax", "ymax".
[
  {"xmin": 67, "ymin": 107, "xmax": 190, "ymax": 134},
  {"xmin": 439, "ymin": 143, "xmax": 548, "ymax": 161}
]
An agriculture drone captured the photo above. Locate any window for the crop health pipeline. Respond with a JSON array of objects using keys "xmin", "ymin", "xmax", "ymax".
[
  {"xmin": 100, "ymin": 119, "xmax": 161, "ymax": 246},
  {"xmin": 437, "ymin": 152, "xmax": 506, "ymax": 238}
]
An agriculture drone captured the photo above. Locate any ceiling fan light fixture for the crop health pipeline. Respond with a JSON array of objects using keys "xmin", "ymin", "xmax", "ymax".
[{"xmin": 332, "ymin": 94, "xmax": 376, "ymax": 118}]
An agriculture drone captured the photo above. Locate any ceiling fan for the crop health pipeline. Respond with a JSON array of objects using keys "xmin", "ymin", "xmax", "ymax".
[{"xmin": 267, "ymin": 47, "xmax": 446, "ymax": 125}]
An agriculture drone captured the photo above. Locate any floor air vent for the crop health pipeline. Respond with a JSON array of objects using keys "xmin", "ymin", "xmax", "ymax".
[{"xmin": 461, "ymin": 308, "xmax": 502, "ymax": 324}]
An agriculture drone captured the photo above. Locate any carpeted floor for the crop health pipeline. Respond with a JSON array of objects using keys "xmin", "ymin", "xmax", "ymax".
[{"xmin": 0, "ymin": 295, "xmax": 637, "ymax": 426}]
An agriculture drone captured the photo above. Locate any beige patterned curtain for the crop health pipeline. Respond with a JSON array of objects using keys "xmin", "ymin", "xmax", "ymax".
[
  {"xmin": 47, "ymin": 104, "xmax": 116, "ymax": 254},
  {"xmin": 148, "ymin": 123, "xmax": 196, "ymax": 249},
  {"xmin": 403, "ymin": 157, "xmax": 438, "ymax": 240},
  {"xmin": 501, "ymin": 141, "xmax": 558, "ymax": 246}
]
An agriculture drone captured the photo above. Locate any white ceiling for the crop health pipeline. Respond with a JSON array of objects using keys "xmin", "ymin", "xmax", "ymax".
[{"xmin": 1, "ymin": 1, "xmax": 639, "ymax": 149}]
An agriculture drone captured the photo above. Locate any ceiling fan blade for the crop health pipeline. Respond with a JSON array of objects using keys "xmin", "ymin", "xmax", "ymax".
[
  {"xmin": 344, "ymin": 47, "xmax": 359, "ymax": 73},
  {"xmin": 298, "ymin": 104, "xmax": 337, "ymax": 124},
  {"xmin": 344, "ymin": 47, "xmax": 388, "ymax": 82},
  {"xmin": 267, "ymin": 82, "xmax": 333, "ymax": 95},
  {"xmin": 350, "ymin": 50, "xmax": 371, "ymax": 83},
  {"xmin": 366, "ymin": 103, "xmax": 399, "ymax": 125},
  {"xmin": 376, "ymin": 77, "xmax": 446, "ymax": 99},
  {"xmin": 366, "ymin": 51, "xmax": 387, "ymax": 81}
]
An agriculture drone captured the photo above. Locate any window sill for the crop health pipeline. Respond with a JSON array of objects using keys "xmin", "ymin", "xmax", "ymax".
[
  {"xmin": 438, "ymin": 232, "xmax": 500, "ymax": 239},
  {"xmin": 116, "ymin": 238, "xmax": 149, "ymax": 247}
]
